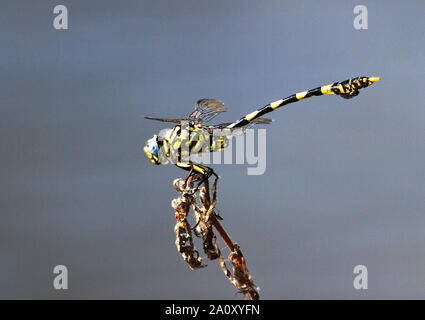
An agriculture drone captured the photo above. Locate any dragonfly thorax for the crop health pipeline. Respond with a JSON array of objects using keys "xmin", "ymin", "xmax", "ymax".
[{"xmin": 144, "ymin": 124, "xmax": 233, "ymax": 166}]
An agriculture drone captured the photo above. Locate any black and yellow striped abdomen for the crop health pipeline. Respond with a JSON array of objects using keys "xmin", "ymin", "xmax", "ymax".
[{"xmin": 228, "ymin": 76, "xmax": 380, "ymax": 129}]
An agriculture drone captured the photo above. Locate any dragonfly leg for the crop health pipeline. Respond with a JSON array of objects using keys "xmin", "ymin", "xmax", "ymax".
[{"xmin": 176, "ymin": 161, "xmax": 217, "ymax": 194}]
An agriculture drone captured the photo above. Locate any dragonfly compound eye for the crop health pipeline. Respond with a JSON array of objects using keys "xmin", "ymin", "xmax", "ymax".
[{"xmin": 144, "ymin": 136, "xmax": 161, "ymax": 165}]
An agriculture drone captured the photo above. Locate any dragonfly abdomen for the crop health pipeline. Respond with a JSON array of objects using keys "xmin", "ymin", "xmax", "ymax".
[{"xmin": 227, "ymin": 76, "xmax": 380, "ymax": 129}]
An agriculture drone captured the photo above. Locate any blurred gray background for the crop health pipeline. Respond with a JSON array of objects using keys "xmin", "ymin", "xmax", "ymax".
[{"xmin": 1, "ymin": 0, "xmax": 424, "ymax": 299}]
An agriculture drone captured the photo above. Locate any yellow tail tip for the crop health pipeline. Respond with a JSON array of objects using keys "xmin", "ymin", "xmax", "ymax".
[{"xmin": 369, "ymin": 77, "xmax": 380, "ymax": 83}]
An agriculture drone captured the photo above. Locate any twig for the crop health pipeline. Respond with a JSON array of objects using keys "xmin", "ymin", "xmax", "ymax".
[{"xmin": 172, "ymin": 175, "xmax": 259, "ymax": 300}]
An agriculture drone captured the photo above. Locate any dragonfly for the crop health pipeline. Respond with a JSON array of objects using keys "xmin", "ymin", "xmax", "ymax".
[{"xmin": 144, "ymin": 76, "xmax": 380, "ymax": 191}]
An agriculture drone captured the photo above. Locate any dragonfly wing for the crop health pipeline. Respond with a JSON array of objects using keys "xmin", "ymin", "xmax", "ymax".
[
  {"xmin": 211, "ymin": 122, "xmax": 233, "ymax": 129},
  {"xmin": 144, "ymin": 116, "xmax": 187, "ymax": 124},
  {"xmin": 208, "ymin": 118, "xmax": 273, "ymax": 135},
  {"xmin": 250, "ymin": 118, "xmax": 273, "ymax": 125},
  {"xmin": 188, "ymin": 99, "xmax": 227, "ymax": 124},
  {"xmin": 240, "ymin": 117, "xmax": 273, "ymax": 131}
]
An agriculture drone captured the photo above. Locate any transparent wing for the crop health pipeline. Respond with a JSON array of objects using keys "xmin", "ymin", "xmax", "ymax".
[
  {"xmin": 243, "ymin": 117, "xmax": 273, "ymax": 129},
  {"xmin": 144, "ymin": 116, "xmax": 187, "ymax": 124},
  {"xmin": 188, "ymin": 99, "xmax": 227, "ymax": 124},
  {"xmin": 208, "ymin": 118, "xmax": 273, "ymax": 135}
]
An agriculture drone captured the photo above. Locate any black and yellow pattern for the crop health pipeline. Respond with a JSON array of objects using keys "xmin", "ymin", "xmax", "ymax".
[
  {"xmin": 144, "ymin": 76, "xmax": 380, "ymax": 190},
  {"xmin": 227, "ymin": 76, "xmax": 380, "ymax": 129},
  {"xmin": 156, "ymin": 122, "xmax": 230, "ymax": 164}
]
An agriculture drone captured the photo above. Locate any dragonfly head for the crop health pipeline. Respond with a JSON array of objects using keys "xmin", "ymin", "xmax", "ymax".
[{"xmin": 144, "ymin": 135, "xmax": 161, "ymax": 165}]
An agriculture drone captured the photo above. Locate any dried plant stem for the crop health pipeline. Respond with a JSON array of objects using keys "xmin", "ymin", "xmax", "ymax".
[
  {"xmin": 202, "ymin": 179, "xmax": 245, "ymax": 272},
  {"xmin": 171, "ymin": 174, "xmax": 259, "ymax": 300}
]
